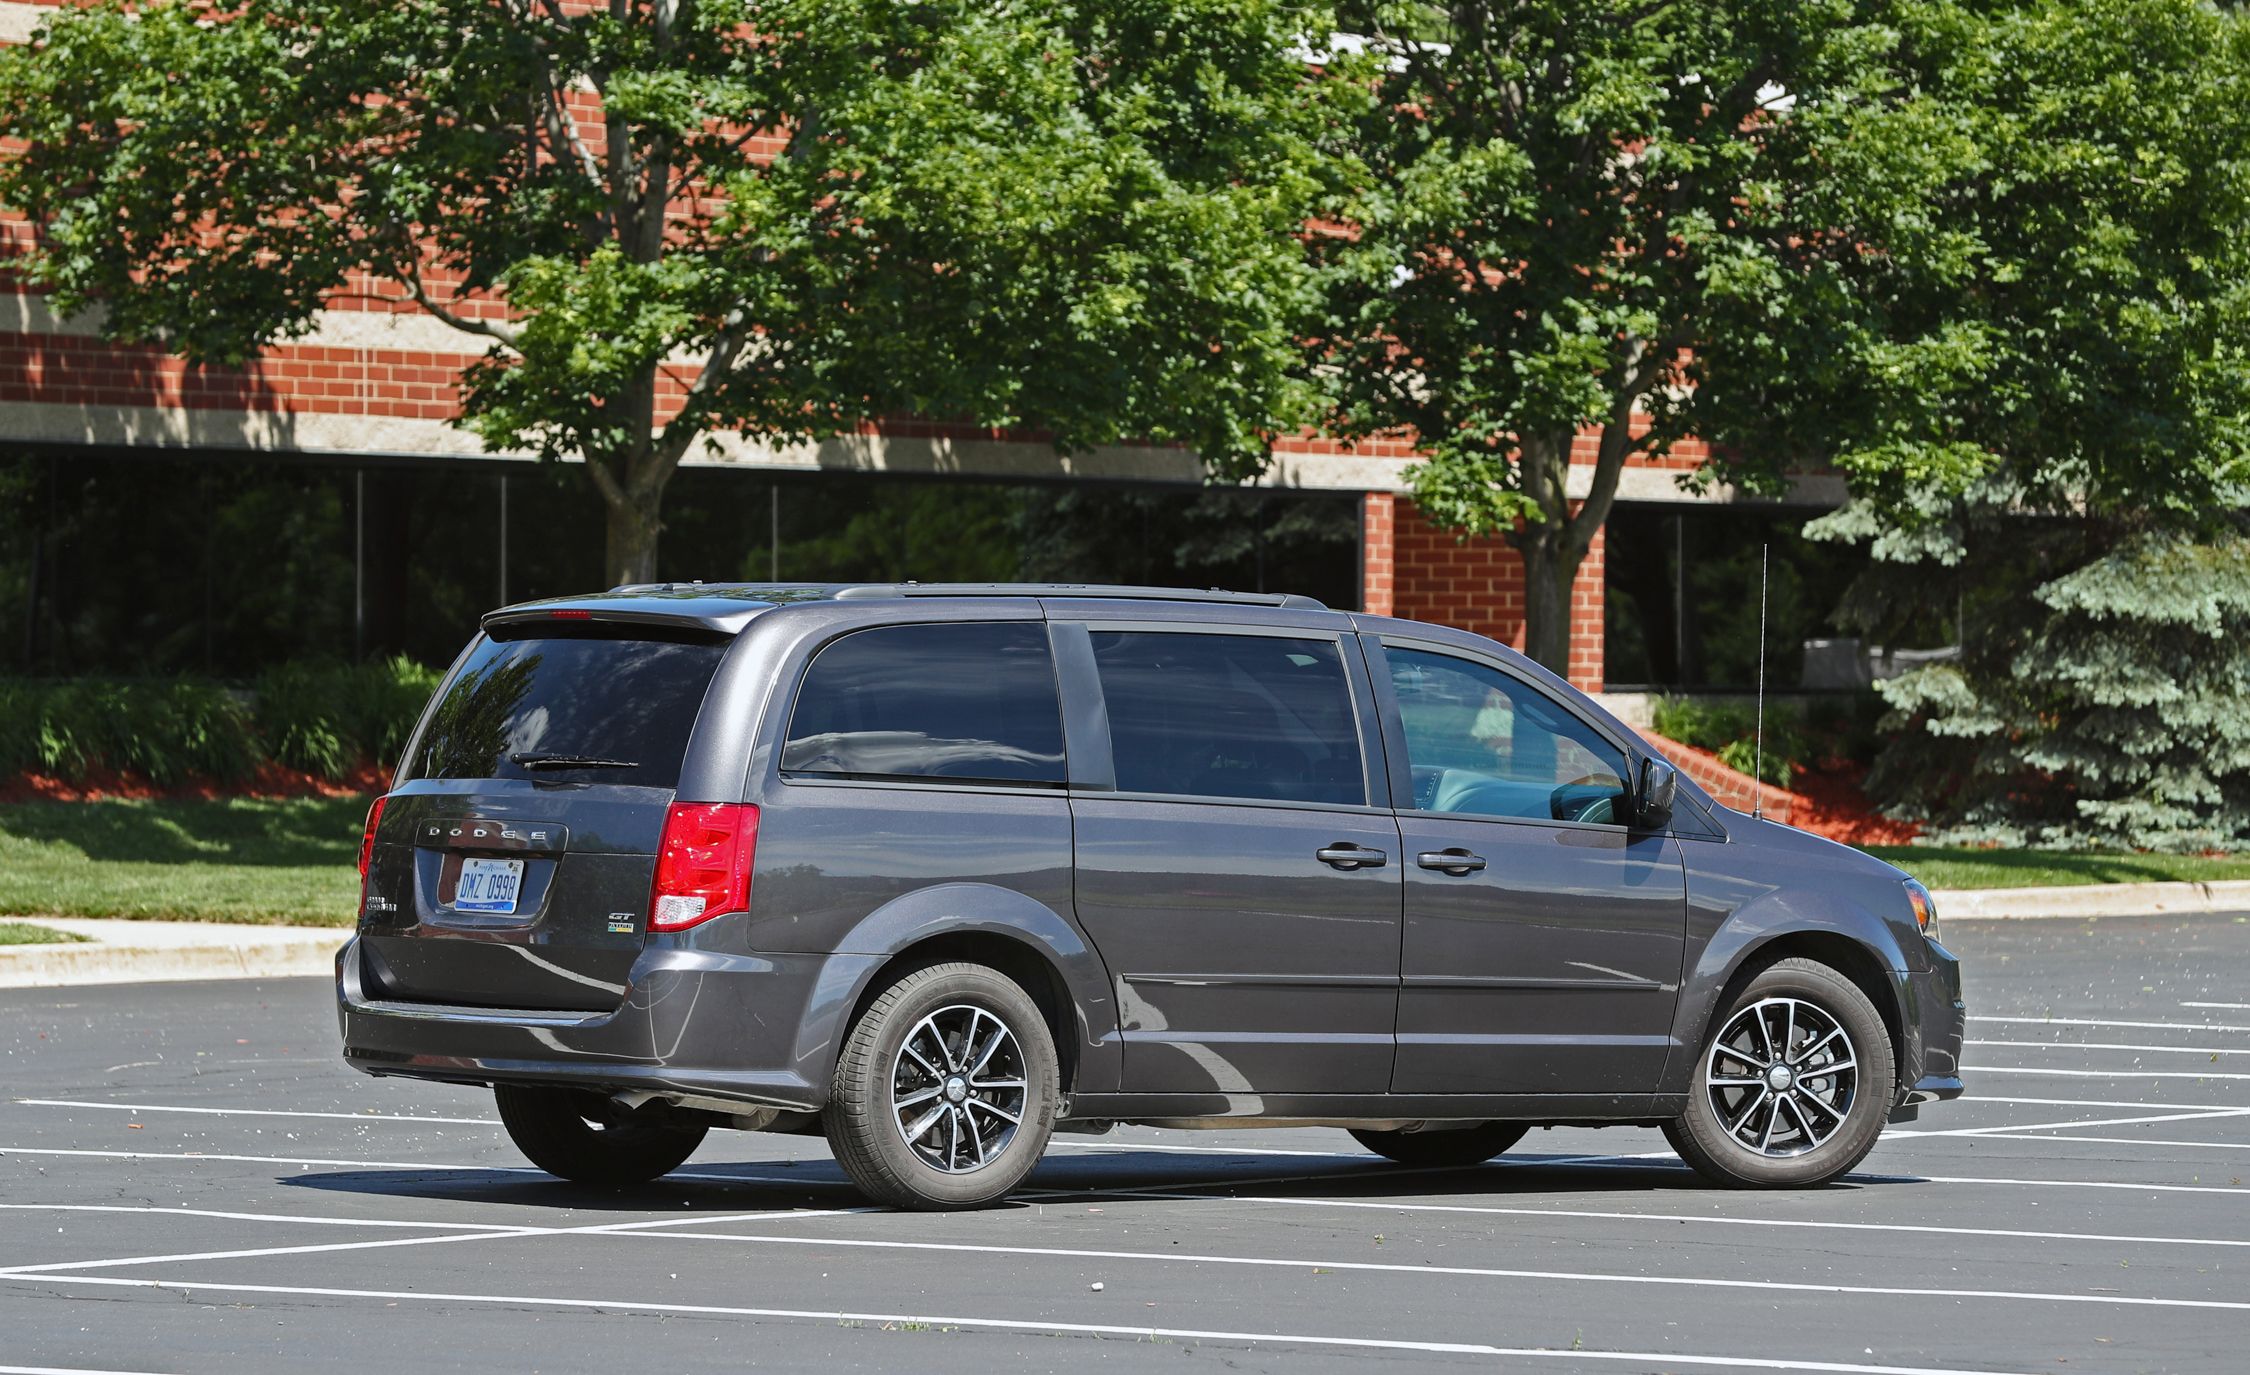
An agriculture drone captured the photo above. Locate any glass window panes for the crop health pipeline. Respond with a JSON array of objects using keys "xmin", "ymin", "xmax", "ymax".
[
  {"xmin": 784, "ymin": 623, "xmax": 1066, "ymax": 787},
  {"xmin": 1386, "ymin": 646, "xmax": 1629, "ymax": 824},
  {"xmin": 1092, "ymin": 631, "xmax": 1364, "ymax": 806}
]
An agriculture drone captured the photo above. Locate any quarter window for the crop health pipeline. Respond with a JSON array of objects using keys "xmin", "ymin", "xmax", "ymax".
[
  {"xmin": 1385, "ymin": 646, "xmax": 1629, "ymax": 824},
  {"xmin": 784, "ymin": 623, "xmax": 1066, "ymax": 787},
  {"xmin": 1092, "ymin": 630, "xmax": 1364, "ymax": 806}
]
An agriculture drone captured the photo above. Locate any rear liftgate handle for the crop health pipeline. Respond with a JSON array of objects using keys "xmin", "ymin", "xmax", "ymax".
[
  {"xmin": 1316, "ymin": 843, "xmax": 1389, "ymax": 871},
  {"xmin": 1416, "ymin": 848, "xmax": 1487, "ymax": 876}
]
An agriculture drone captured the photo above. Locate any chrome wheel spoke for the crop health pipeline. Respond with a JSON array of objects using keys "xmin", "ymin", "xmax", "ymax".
[
  {"xmin": 968, "ymin": 1097, "xmax": 1021, "ymax": 1126},
  {"xmin": 1790, "ymin": 1027, "xmax": 1843, "ymax": 1066},
  {"xmin": 894, "ymin": 1085, "xmax": 944, "ymax": 1109},
  {"xmin": 903, "ymin": 1101, "xmax": 949, "ymax": 1144},
  {"xmin": 970, "ymin": 1076, "xmax": 1026, "ymax": 1091},
  {"xmin": 1725, "ymin": 1085, "xmax": 1770, "ymax": 1142}
]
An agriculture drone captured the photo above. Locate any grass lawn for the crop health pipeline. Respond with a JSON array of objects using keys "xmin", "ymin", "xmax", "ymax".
[
  {"xmin": 0, "ymin": 797, "xmax": 366, "ymax": 926},
  {"xmin": 0, "ymin": 920, "xmax": 90, "ymax": 945},
  {"xmin": 1866, "ymin": 845, "xmax": 2250, "ymax": 891}
]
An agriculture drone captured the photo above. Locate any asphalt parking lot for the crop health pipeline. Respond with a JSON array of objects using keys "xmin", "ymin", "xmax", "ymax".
[{"xmin": 3, "ymin": 914, "xmax": 2247, "ymax": 1374}]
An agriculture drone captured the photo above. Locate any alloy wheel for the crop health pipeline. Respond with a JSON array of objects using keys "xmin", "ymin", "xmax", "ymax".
[
  {"xmin": 1703, "ymin": 996, "xmax": 1859, "ymax": 1157},
  {"xmin": 890, "ymin": 1003, "xmax": 1028, "ymax": 1173}
]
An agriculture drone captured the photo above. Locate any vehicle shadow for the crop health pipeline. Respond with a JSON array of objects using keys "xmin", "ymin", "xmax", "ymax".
[{"xmin": 278, "ymin": 1147, "xmax": 1916, "ymax": 1214}]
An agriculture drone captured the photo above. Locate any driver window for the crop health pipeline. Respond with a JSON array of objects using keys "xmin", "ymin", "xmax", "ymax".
[{"xmin": 1386, "ymin": 647, "xmax": 1629, "ymax": 824}]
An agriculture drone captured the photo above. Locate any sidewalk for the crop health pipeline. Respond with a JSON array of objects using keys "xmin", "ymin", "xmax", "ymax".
[{"xmin": 0, "ymin": 918, "xmax": 347, "ymax": 989}]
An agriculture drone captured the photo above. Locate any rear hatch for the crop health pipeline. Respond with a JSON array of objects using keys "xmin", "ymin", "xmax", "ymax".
[{"xmin": 359, "ymin": 622, "xmax": 732, "ymax": 1011}]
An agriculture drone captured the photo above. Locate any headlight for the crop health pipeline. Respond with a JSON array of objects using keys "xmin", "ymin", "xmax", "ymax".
[{"xmin": 1903, "ymin": 878, "xmax": 1940, "ymax": 943}]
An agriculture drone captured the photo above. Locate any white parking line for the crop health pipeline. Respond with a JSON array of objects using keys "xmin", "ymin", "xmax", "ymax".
[
  {"xmin": 2005, "ymin": 1134, "xmax": 2250, "ymax": 1152},
  {"xmin": 0, "ymin": 1144, "xmax": 843, "ymax": 1189},
  {"xmin": 0, "ymin": 1203, "xmax": 538, "ymax": 1232},
  {"xmin": 0, "ymin": 1204, "xmax": 877, "ymax": 1278},
  {"xmin": 1965, "ymin": 1065, "xmax": 2250, "ymax": 1081},
  {"xmin": 1009, "ymin": 1190, "xmax": 2250, "ymax": 1250},
  {"xmin": 598, "ymin": 1226, "xmax": 2250, "ymax": 1312},
  {"xmin": 1895, "ymin": 1107, "xmax": 2250, "ymax": 1138},
  {"xmin": 13, "ymin": 1099, "xmax": 497, "ymax": 1126},
  {"xmin": 2183, "ymin": 1002, "xmax": 2250, "ymax": 1011},
  {"xmin": 1975, "ymin": 1014, "xmax": 2250, "ymax": 1034},
  {"xmin": 0, "ymin": 1366, "xmax": 181, "ymax": 1375},
  {"xmin": 1969, "ymin": 1038, "xmax": 2249, "ymax": 1056},
  {"xmin": 0, "ymin": 1273, "xmax": 2066, "ymax": 1374}
]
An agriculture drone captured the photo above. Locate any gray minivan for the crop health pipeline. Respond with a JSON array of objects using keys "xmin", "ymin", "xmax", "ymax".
[{"xmin": 338, "ymin": 583, "xmax": 1964, "ymax": 1209}]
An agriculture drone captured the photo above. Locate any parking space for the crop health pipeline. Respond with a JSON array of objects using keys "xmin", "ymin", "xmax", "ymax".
[{"xmin": 4, "ymin": 914, "xmax": 2248, "ymax": 1373}]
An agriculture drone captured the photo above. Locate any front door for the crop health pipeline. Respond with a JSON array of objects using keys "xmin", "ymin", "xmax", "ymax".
[
  {"xmin": 1064, "ymin": 622, "xmax": 1403, "ymax": 1095},
  {"xmin": 1374, "ymin": 639, "xmax": 1687, "ymax": 1095}
]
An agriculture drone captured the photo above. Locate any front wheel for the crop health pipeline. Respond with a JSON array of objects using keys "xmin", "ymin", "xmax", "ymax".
[
  {"xmin": 1665, "ymin": 957, "xmax": 1896, "ymax": 1188},
  {"xmin": 823, "ymin": 962, "xmax": 1060, "ymax": 1210},
  {"xmin": 493, "ymin": 1084, "xmax": 708, "ymax": 1187},
  {"xmin": 1351, "ymin": 1121, "xmax": 1528, "ymax": 1169}
]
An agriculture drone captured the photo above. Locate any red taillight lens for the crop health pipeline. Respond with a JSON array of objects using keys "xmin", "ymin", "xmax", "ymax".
[
  {"xmin": 358, "ymin": 795, "xmax": 388, "ymax": 881},
  {"xmin": 649, "ymin": 802, "xmax": 758, "ymax": 932}
]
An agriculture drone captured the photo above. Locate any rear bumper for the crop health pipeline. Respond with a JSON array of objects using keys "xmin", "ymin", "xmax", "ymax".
[{"xmin": 335, "ymin": 934, "xmax": 879, "ymax": 1113}]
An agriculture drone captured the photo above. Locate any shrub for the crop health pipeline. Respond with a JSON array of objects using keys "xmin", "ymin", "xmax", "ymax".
[
  {"xmin": 0, "ymin": 657, "xmax": 441, "ymax": 786},
  {"xmin": 254, "ymin": 656, "xmax": 441, "ymax": 780},
  {"xmin": 1652, "ymin": 695, "xmax": 1808, "ymax": 787},
  {"xmin": 0, "ymin": 678, "xmax": 259, "ymax": 784}
]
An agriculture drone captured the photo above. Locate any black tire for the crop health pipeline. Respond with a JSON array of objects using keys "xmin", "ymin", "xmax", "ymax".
[
  {"xmin": 1351, "ymin": 1121, "xmax": 1529, "ymax": 1168},
  {"xmin": 823, "ymin": 961, "xmax": 1060, "ymax": 1210},
  {"xmin": 1665, "ymin": 956, "xmax": 1896, "ymax": 1188},
  {"xmin": 493, "ymin": 1084, "xmax": 708, "ymax": 1187}
]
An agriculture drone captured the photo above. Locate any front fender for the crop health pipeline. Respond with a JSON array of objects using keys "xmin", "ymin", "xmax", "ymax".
[
  {"xmin": 800, "ymin": 882, "xmax": 1123, "ymax": 1100},
  {"xmin": 1661, "ymin": 879, "xmax": 1918, "ymax": 1100}
]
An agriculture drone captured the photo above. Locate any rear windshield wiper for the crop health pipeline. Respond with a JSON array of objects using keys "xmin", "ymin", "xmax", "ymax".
[{"xmin": 511, "ymin": 752, "xmax": 639, "ymax": 771}]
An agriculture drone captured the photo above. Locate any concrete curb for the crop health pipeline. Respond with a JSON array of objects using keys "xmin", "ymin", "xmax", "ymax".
[
  {"xmin": 1935, "ymin": 878, "xmax": 2250, "ymax": 920},
  {"xmin": 0, "ymin": 918, "xmax": 347, "ymax": 989}
]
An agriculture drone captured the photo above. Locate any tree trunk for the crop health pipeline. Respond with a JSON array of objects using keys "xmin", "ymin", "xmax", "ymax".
[
  {"xmin": 603, "ymin": 483, "xmax": 665, "ymax": 587},
  {"xmin": 1516, "ymin": 524, "xmax": 1576, "ymax": 678}
]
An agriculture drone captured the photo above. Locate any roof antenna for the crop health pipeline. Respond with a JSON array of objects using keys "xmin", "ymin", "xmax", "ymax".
[{"xmin": 1753, "ymin": 543, "xmax": 1770, "ymax": 820}]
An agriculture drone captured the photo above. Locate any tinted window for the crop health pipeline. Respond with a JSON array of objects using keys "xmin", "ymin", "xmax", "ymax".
[
  {"xmin": 783, "ymin": 623, "xmax": 1065, "ymax": 786},
  {"xmin": 406, "ymin": 631, "xmax": 727, "ymax": 788},
  {"xmin": 1093, "ymin": 630, "xmax": 1364, "ymax": 806},
  {"xmin": 1386, "ymin": 647, "xmax": 1629, "ymax": 823}
]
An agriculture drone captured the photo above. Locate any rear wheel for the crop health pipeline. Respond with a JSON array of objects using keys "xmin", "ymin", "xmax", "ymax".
[
  {"xmin": 1351, "ymin": 1121, "xmax": 1528, "ymax": 1169},
  {"xmin": 493, "ymin": 1084, "xmax": 708, "ymax": 1186},
  {"xmin": 1665, "ymin": 957, "xmax": 1896, "ymax": 1188},
  {"xmin": 823, "ymin": 962, "xmax": 1060, "ymax": 1210}
]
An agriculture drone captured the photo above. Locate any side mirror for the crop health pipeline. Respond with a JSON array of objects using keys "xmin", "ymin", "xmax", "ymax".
[{"xmin": 1636, "ymin": 757, "xmax": 1678, "ymax": 829}]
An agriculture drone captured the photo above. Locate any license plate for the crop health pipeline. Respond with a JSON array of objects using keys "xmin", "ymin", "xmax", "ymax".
[{"xmin": 455, "ymin": 857, "xmax": 526, "ymax": 914}]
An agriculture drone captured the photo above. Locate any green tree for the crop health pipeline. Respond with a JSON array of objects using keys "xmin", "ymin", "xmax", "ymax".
[
  {"xmin": 0, "ymin": 0, "xmax": 1356, "ymax": 584},
  {"xmin": 1319, "ymin": 0, "xmax": 1967, "ymax": 672},
  {"xmin": 1736, "ymin": 0, "xmax": 2250, "ymax": 849}
]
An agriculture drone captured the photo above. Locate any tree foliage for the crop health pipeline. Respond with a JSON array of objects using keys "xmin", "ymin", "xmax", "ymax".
[
  {"xmin": 1320, "ymin": 0, "xmax": 1957, "ymax": 671},
  {"xmin": 0, "ymin": 0, "xmax": 1358, "ymax": 581},
  {"xmin": 1760, "ymin": 0, "xmax": 2250, "ymax": 850}
]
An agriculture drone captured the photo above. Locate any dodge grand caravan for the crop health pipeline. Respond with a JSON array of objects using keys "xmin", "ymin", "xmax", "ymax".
[{"xmin": 338, "ymin": 583, "xmax": 1964, "ymax": 1209}]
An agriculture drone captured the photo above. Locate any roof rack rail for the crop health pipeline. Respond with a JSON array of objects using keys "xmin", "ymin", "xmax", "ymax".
[{"xmin": 831, "ymin": 583, "xmax": 1328, "ymax": 611}]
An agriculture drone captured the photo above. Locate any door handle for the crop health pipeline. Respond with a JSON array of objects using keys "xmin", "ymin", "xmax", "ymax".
[
  {"xmin": 1316, "ymin": 844, "xmax": 1389, "ymax": 871},
  {"xmin": 1416, "ymin": 849, "xmax": 1487, "ymax": 875}
]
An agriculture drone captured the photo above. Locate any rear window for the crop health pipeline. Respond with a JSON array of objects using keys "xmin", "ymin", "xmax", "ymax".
[
  {"xmin": 782, "ymin": 622, "xmax": 1066, "ymax": 787},
  {"xmin": 403, "ymin": 630, "xmax": 728, "ymax": 788}
]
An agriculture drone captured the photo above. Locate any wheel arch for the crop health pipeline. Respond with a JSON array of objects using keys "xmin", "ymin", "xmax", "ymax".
[
  {"xmin": 808, "ymin": 883, "xmax": 1121, "ymax": 1103},
  {"xmin": 1663, "ymin": 899, "xmax": 1914, "ymax": 1101}
]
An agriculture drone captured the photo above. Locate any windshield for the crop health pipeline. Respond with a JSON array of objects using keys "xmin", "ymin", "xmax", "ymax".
[{"xmin": 402, "ymin": 629, "xmax": 728, "ymax": 788}]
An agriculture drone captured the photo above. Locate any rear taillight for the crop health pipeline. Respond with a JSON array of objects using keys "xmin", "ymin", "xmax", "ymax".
[
  {"xmin": 649, "ymin": 802, "xmax": 758, "ymax": 932},
  {"xmin": 358, "ymin": 795, "xmax": 389, "ymax": 881}
]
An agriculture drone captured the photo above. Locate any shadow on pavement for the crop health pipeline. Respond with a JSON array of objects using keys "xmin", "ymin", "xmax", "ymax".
[{"xmin": 276, "ymin": 1147, "xmax": 1919, "ymax": 1213}]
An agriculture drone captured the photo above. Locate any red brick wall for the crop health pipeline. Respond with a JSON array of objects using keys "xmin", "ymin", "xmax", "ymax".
[{"xmin": 1361, "ymin": 492, "xmax": 1605, "ymax": 691}]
